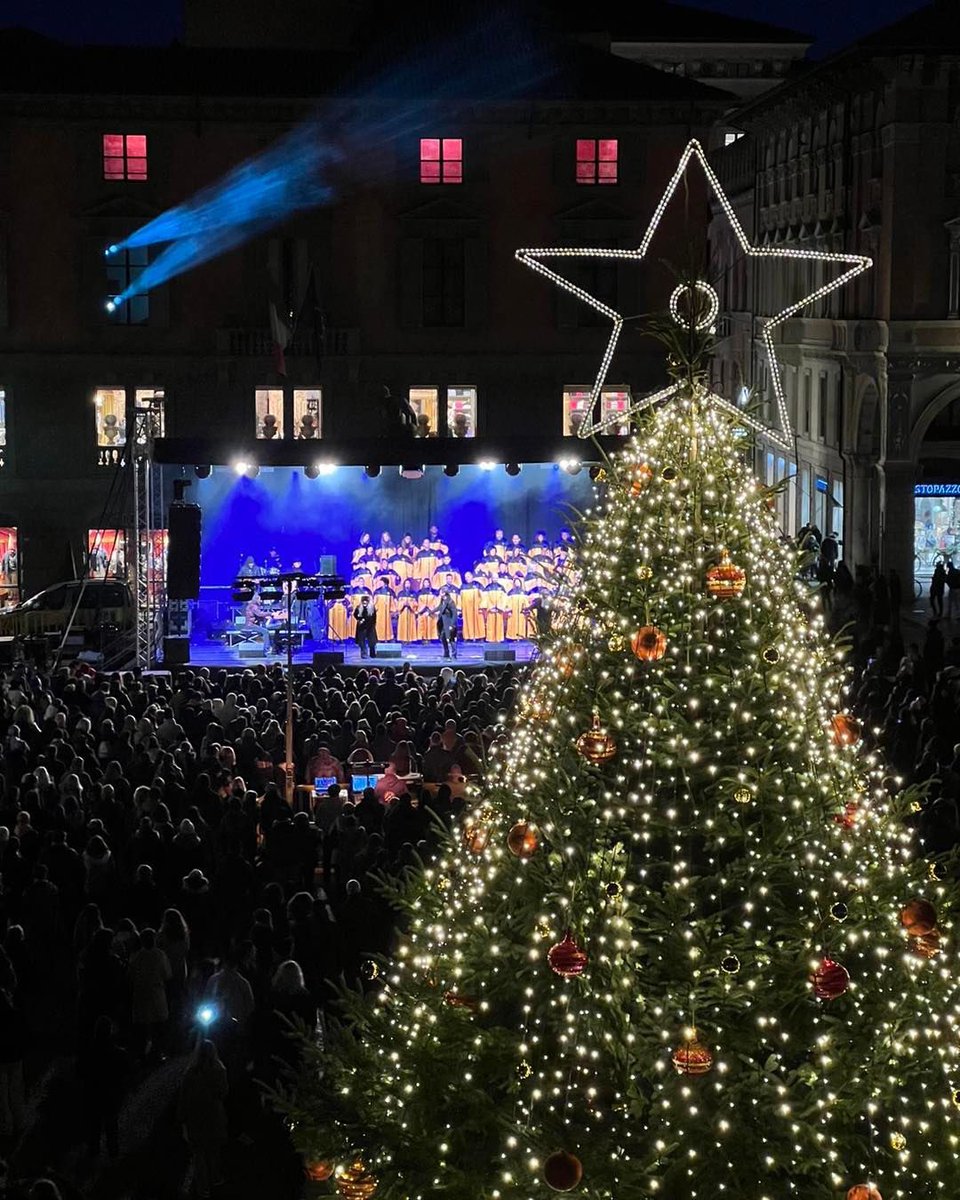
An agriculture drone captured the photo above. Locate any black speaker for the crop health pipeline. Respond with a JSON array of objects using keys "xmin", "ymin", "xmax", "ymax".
[
  {"xmin": 313, "ymin": 650, "xmax": 345, "ymax": 668},
  {"xmin": 484, "ymin": 648, "xmax": 516, "ymax": 662},
  {"xmin": 318, "ymin": 554, "xmax": 337, "ymax": 576},
  {"xmin": 167, "ymin": 503, "xmax": 202, "ymax": 600},
  {"xmin": 162, "ymin": 636, "xmax": 190, "ymax": 665}
]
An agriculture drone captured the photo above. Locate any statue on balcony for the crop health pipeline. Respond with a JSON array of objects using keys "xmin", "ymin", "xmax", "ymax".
[
  {"xmin": 297, "ymin": 413, "xmax": 318, "ymax": 439},
  {"xmin": 261, "ymin": 412, "xmax": 279, "ymax": 439},
  {"xmin": 102, "ymin": 413, "xmax": 121, "ymax": 444}
]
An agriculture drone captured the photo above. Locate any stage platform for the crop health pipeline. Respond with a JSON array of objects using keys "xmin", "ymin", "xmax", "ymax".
[{"xmin": 175, "ymin": 637, "xmax": 537, "ymax": 672}]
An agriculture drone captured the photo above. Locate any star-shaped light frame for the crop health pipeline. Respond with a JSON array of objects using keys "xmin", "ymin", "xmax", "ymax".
[{"xmin": 516, "ymin": 138, "xmax": 872, "ymax": 448}]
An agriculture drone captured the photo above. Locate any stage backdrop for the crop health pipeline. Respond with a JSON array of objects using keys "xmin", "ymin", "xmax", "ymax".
[{"xmin": 191, "ymin": 464, "xmax": 595, "ymax": 584}]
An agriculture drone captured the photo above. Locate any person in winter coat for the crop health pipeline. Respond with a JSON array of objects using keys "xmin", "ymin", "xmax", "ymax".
[
  {"xmin": 177, "ymin": 1039, "xmax": 228, "ymax": 1200},
  {"xmin": 127, "ymin": 928, "xmax": 170, "ymax": 1060},
  {"xmin": 0, "ymin": 986, "xmax": 26, "ymax": 1137}
]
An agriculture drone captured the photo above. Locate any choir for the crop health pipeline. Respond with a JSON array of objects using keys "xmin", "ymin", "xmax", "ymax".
[{"xmin": 328, "ymin": 526, "xmax": 571, "ymax": 645}]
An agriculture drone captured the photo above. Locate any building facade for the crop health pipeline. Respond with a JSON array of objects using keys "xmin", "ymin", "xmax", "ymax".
[
  {"xmin": 709, "ymin": 1, "xmax": 960, "ymax": 593},
  {"xmin": 0, "ymin": 14, "xmax": 728, "ymax": 597}
]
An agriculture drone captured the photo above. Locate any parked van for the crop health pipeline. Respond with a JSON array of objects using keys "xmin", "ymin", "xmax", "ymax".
[{"xmin": 0, "ymin": 579, "xmax": 134, "ymax": 640}]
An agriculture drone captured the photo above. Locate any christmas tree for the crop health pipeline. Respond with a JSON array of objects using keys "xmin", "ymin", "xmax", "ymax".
[{"xmin": 279, "ymin": 148, "xmax": 960, "ymax": 1200}]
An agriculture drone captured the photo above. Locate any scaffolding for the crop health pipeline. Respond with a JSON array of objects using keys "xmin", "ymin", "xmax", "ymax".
[{"xmin": 131, "ymin": 393, "xmax": 165, "ymax": 670}]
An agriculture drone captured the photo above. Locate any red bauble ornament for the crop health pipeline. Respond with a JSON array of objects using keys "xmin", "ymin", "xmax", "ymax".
[
  {"xmin": 900, "ymin": 897, "xmax": 937, "ymax": 937},
  {"xmin": 548, "ymin": 930, "xmax": 588, "ymax": 978},
  {"xmin": 305, "ymin": 1160, "xmax": 335, "ymax": 1183},
  {"xmin": 846, "ymin": 1186, "xmax": 882, "ymax": 1200},
  {"xmin": 705, "ymin": 548, "xmax": 746, "ymax": 600},
  {"xmin": 831, "ymin": 713, "xmax": 862, "ymax": 747},
  {"xmin": 462, "ymin": 822, "xmax": 489, "ymax": 855},
  {"xmin": 543, "ymin": 1150, "xmax": 583, "ymax": 1192},
  {"xmin": 672, "ymin": 1029, "xmax": 714, "ymax": 1075},
  {"xmin": 507, "ymin": 820, "xmax": 539, "ymax": 859},
  {"xmin": 834, "ymin": 801, "xmax": 860, "ymax": 830},
  {"xmin": 631, "ymin": 625, "xmax": 667, "ymax": 661},
  {"xmin": 443, "ymin": 989, "xmax": 478, "ymax": 1012},
  {"xmin": 810, "ymin": 957, "xmax": 850, "ymax": 1001}
]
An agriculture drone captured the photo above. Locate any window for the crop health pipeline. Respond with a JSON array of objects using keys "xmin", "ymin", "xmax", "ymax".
[
  {"xmin": 0, "ymin": 527, "xmax": 18, "ymax": 607},
  {"xmin": 88, "ymin": 530, "xmax": 126, "ymax": 580},
  {"xmin": 408, "ymin": 388, "xmax": 439, "ymax": 437},
  {"xmin": 293, "ymin": 389, "xmax": 322, "ymax": 439},
  {"xmin": 106, "ymin": 246, "xmax": 149, "ymax": 324},
  {"xmin": 420, "ymin": 138, "xmax": 462, "ymax": 184},
  {"xmin": 818, "ymin": 371, "xmax": 828, "ymax": 441},
  {"xmin": 422, "ymin": 238, "xmax": 464, "ymax": 327},
  {"xmin": 802, "ymin": 372, "xmax": 812, "ymax": 435},
  {"xmin": 102, "ymin": 134, "xmax": 147, "ymax": 181},
  {"xmin": 576, "ymin": 139, "xmax": 618, "ymax": 185},
  {"xmin": 94, "ymin": 388, "xmax": 126, "ymax": 464},
  {"xmin": 563, "ymin": 388, "xmax": 631, "ymax": 436},
  {"xmin": 446, "ymin": 387, "xmax": 477, "ymax": 438},
  {"xmin": 134, "ymin": 388, "xmax": 165, "ymax": 442},
  {"xmin": 724, "ymin": 130, "xmax": 745, "ymax": 147},
  {"xmin": 255, "ymin": 389, "xmax": 284, "ymax": 439}
]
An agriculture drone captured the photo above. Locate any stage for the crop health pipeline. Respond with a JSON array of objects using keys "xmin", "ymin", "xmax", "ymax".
[{"xmin": 177, "ymin": 635, "xmax": 537, "ymax": 671}]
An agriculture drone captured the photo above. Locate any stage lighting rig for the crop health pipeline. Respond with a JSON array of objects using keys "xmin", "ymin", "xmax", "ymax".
[
  {"xmin": 443, "ymin": 464, "xmax": 459, "ymax": 477},
  {"xmin": 365, "ymin": 465, "xmax": 381, "ymax": 478},
  {"xmin": 400, "ymin": 465, "xmax": 424, "ymax": 480},
  {"xmin": 304, "ymin": 464, "xmax": 320, "ymax": 479},
  {"xmin": 194, "ymin": 465, "xmax": 212, "ymax": 479},
  {"xmin": 478, "ymin": 460, "xmax": 497, "ymax": 471},
  {"xmin": 505, "ymin": 463, "xmax": 521, "ymax": 476}
]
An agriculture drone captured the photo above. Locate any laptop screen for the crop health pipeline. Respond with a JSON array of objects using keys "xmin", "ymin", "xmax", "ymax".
[{"xmin": 314, "ymin": 775, "xmax": 337, "ymax": 795}]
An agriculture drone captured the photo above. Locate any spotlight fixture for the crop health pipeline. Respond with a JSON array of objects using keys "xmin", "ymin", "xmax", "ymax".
[
  {"xmin": 315, "ymin": 462, "xmax": 337, "ymax": 476},
  {"xmin": 105, "ymin": 299, "xmax": 117, "ymax": 314},
  {"xmin": 505, "ymin": 463, "xmax": 521, "ymax": 476},
  {"xmin": 400, "ymin": 464, "xmax": 424, "ymax": 480},
  {"xmin": 105, "ymin": 244, "xmax": 119, "ymax": 257},
  {"xmin": 304, "ymin": 464, "xmax": 320, "ymax": 479},
  {"xmin": 233, "ymin": 460, "xmax": 259, "ymax": 479},
  {"xmin": 557, "ymin": 457, "xmax": 581, "ymax": 475},
  {"xmin": 478, "ymin": 460, "xmax": 497, "ymax": 471},
  {"xmin": 194, "ymin": 465, "xmax": 212, "ymax": 479},
  {"xmin": 443, "ymin": 464, "xmax": 460, "ymax": 477},
  {"xmin": 365, "ymin": 465, "xmax": 382, "ymax": 478}
]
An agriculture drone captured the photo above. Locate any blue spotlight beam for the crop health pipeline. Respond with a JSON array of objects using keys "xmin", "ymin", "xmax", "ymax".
[{"xmin": 107, "ymin": 8, "xmax": 555, "ymax": 310}]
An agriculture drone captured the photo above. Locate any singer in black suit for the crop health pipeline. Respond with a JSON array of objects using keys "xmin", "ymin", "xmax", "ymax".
[{"xmin": 354, "ymin": 593, "xmax": 378, "ymax": 658}]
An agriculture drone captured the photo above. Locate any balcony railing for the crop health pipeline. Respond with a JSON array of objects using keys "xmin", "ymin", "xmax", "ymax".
[{"xmin": 216, "ymin": 327, "xmax": 359, "ymax": 358}]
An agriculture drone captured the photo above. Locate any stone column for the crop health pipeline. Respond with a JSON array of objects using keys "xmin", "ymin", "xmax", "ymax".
[
  {"xmin": 879, "ymin": 460, "xmax": 916, "ymax": 601},
  {"xmin": 843, "ymin": 453, "xmax": 880, "ymax": 570}
]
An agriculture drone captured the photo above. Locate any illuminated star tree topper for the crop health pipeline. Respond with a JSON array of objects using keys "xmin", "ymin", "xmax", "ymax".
[{"xmin": 516, "ymin": 138, "xmax": 871, "ymax": 446}]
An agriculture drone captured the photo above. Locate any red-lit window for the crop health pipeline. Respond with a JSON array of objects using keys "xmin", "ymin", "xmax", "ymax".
[
  {"xmin": 420, "ymin": 138, "xmax": 462, "ymax": 184},
  {"xmin": 576, "ymin": 138, "xmax": 618, "ymax": 185},
  {"xmin": 103, "ymin": 134, "xmax": 148, "ymax": 182}
]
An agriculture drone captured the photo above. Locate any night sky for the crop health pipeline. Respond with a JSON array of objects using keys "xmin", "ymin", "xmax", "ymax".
[{"xmin": 0, "ymin": 0, "xmax": 933, "ymax": 57}]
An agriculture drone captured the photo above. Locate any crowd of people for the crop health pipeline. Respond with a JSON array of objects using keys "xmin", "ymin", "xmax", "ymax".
[{"xmin": 0, "ymin": 658, "xmax": 518, "ymax": 1198}]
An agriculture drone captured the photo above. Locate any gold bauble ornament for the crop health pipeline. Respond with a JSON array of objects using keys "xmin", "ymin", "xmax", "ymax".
[
  {"xmin": 733, "ymin": 787, "xmax": 752, "ymax": 805},
  {"xmin": 436, "ymin": 875, "xmax": 451, "ymax": 893},
  {"xmin": 890, "ymin": 1131, "xmax": 907, "ymax": 1151},
  {"xmin": 720, "ymin": 954, "xmax": 741, "ymax": 975},
  {"xmin": 360, "ymin": 960, "xmax": 380, "ymax": 981},
  {"xmin": 830, "ymin": 902, "xmax": 849, "ymax": 922},
  {"xmin": 575, "ymin": 712, "xmax": 617, "ymax": 764},
  {"xmin": 706, "ymin": 548, "xmax": 747, "ymax": 600},
  {"xmin": 952, "ymin": 1087, "xmax": 960, "ymax": 1109},
  {"xmin": 336, "ymin": 1160, "xmax": 378, "ymax": 1200},
  {"xmin": 517, "ymin": 1059, "xmax": 533, "ymax": 1080},
  {"xmin": 607, "ymin": 633, "xmax": 626, "ymax": 653},
  {"xmin": 605, "ymin": 881, "xmax": 623, "ymax": 899},
  {"xmin": 762, "ymin": 646, "xmax": 780, "ymax": 664},
  {"xmin": 928, "ymin": 861, "xmax": 947, "ymax": 882},
  {"xmin": 635, "ymin": 564, "xmax": 654, "ymax": 581},
  {"xmin": 661, "ymin": 465, "xmax": 678, "ymax": 482}
]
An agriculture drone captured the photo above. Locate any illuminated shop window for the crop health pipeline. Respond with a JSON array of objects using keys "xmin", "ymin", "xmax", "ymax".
[
  {"xmin": 0, "ymin": 527, "xmax": 19, "ymax": 605},
  {"xmin": 293, "ymin": 388, "xmax": 322, "ymax": 439},
  {"xmin": 409, "ymin": 387, "xmax": 439, "ymax": 437},
  {"xmin": 420, "ymin": 138, "xmax": 463, "ymax": 184},
  {"xmin": 88, "ymin": 530, "xmax": 127, "ymax": 580},
  {"xmin": 576, "ymin": 138, "xmax": 618, "ymax": 185},
  {"xmin": 103, "ymin": 134, "xmax": 147, "ymax": 181},
  {"xmin": 255, "ymin": 388, "xmax": 284, "ymax": 439},
  {"xmin": 562, "ymin": 387, "xmax": 631, "ymax": 436},
  {"xmin": 446, "ymin": 386, "xmax": 477, "ymax": 437}
]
